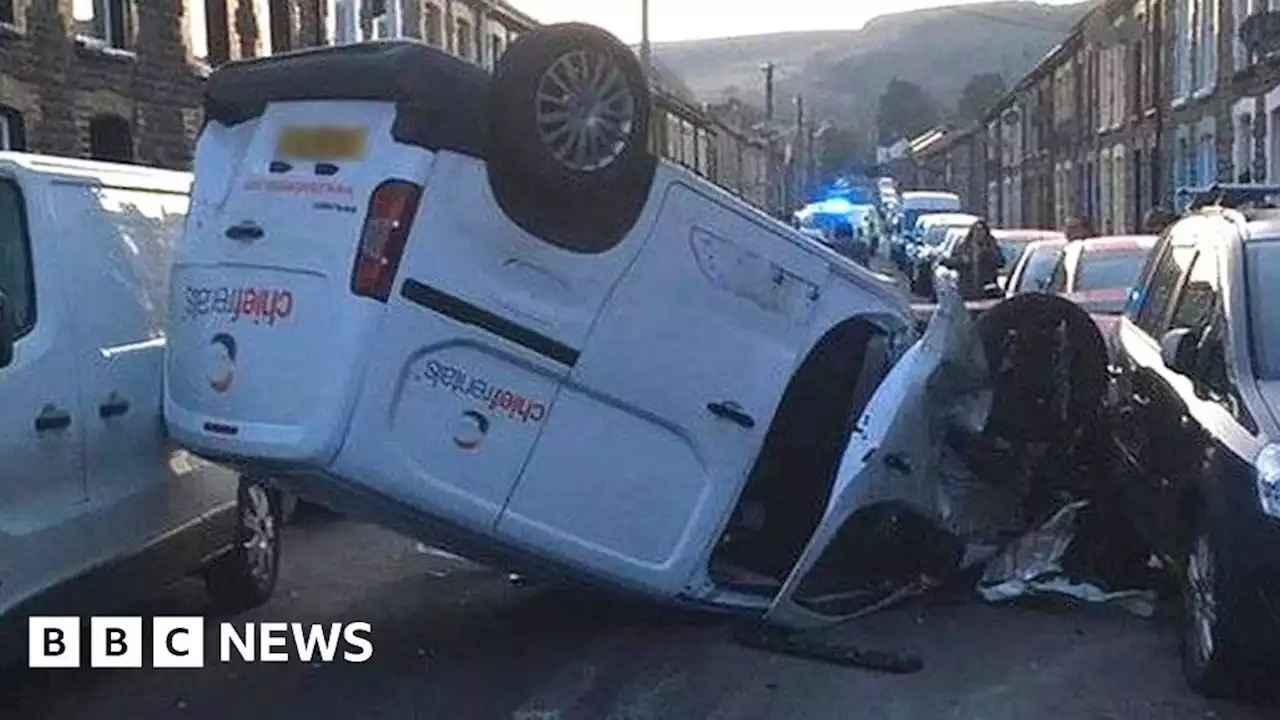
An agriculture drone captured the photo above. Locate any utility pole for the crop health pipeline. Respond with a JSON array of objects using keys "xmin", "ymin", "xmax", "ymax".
[
  {"xmin": 640, "ymin": 0, "xmax": 651, "ymax": 79},
  {"xmin": 762, "ymin": 61, "xmax": 777, "ymax": 213},
  {"xmin": 794, "ymin": 94, "xmax": 805, "ymax": 203}
]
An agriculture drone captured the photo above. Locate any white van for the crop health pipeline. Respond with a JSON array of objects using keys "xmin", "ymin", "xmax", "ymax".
[
  {"xmin": 164, "ymin": 25, "xmax": 1001, "ymax": 628},
  {"xmin": 0, "ymin": 153, "xmax": 282, "ymax": 650}
]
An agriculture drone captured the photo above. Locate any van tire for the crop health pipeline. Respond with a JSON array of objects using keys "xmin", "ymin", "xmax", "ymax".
[
  {"xmin": 205, "ymin": 478, "xmax": 282, "ymax": 613},
  {"xmin": 487, "ymin": 23, "xmax": 656, "ymax": 250}
]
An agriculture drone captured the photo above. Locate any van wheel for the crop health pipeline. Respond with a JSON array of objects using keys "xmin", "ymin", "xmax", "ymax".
[
  {"xmin": 206, "ymin": 478, "xmax": 282, "ymax": 613},
  {"xmin": 487, "ymin": 23, "xmax": 656, "ymax": 249}
]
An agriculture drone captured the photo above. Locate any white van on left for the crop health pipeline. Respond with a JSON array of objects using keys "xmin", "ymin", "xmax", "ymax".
[{"xmin": 0, "ymin": 152, "xmax": 283, "ymax": 657}]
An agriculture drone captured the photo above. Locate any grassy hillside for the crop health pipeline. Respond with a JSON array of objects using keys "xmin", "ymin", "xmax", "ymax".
[{"xmin": 650, "ymin": 1, "xmax": 1091, "ymax": 126}]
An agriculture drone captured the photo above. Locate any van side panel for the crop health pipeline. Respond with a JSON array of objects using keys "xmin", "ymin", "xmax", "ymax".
[
  {"xmin": 328, "ymin": 153, "xmax": 659, "ymax": 534},
  {"xmin": 0, "ymin": 172, "xmax": 91, "ymax": 613},
  {"xmin": 52, "ymin": 181, "xmax": 238, "ymax": 563},
  {"xmin": 495, "ymin": 183, "xmax": 831, "ymax": 595}
]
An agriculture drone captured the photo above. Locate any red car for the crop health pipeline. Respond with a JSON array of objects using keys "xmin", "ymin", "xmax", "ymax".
[{"xmin": 1046, "ymin": 234, "xmax": 1158, "ymax": 338}]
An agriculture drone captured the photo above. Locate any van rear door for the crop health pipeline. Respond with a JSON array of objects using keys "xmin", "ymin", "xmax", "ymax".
[{"xmin": 166, "ymin": 99, "xmax": 431, "ymax": 465}]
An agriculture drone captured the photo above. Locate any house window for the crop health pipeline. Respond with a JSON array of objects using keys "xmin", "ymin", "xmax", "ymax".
[
  {"xmin": 370, "ymin": 0, "xmax": 390, "ymax": 39},
  {"xmin": 73, "ymin": 0, "xmax": 130, "ymax": 49},
  {"xmin": 88, "ymin": 115, "xmax": 133, "ymax": 163},
  {"xmin": 455, "ymin": 18, "xmax": 473, "ymax": 59},
  {"xmin": 1175, "ymin": 0, "xmax": 1190, "ymax": 99},
  {"xmin": 0, "ymin": 0, "xmax": 13, "ymax": 25},
  {"xmin": 1200, "ymin": 0, "xmax": 1218, "ymax": 91},
  {"xmin": 0, "ymin": 106, "xmax": 25, "ymax": 151},
  {"xmin": 491, "ymin": 33, "xmax": 504, "ymax": 66},
  {"xmin": 188, "ymin": 0, "xmax": 209, "ymax": 62},
  {"xmin": 334, "ymin": 0, "xmax": 357, "ymax": 43},
  {"xmin": 1236, "ymin": 0, "xmax": 1255, "ymax": 70},
  {"xmin": 424, "ymin": 4, "xmax": 442, "ymax": 45},
  {"xmin": 1238, "ymin": 115, "xmax": 1254, "ymax": 181},
  {"xmin": 1200, "ymin": 132, "xmax": 1217, "ymax": 184}
]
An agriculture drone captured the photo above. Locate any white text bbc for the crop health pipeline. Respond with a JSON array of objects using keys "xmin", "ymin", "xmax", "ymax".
[{"xmin": 28, "ymin": 617, "xmax": 373, "ymax": 668}]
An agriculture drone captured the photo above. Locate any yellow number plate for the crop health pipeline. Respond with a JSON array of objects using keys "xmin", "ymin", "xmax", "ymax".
[{"xmin": 275, "ymin": 126, "xmax": 367, "ymax": 160}]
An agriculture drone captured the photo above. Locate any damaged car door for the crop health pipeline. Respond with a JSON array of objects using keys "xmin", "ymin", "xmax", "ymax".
[{"xmin": 764, "ymin": 277, "xmax": 992, "ymax": 628}]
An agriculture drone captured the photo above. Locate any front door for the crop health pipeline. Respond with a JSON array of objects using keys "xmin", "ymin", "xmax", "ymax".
[
  {"xmin": 0, "ymin": 175, "xmax": 89, "ymax": 608},
  {"xmin": 498, "ymin": 184, "xmax": 831, "ymax": 596}
]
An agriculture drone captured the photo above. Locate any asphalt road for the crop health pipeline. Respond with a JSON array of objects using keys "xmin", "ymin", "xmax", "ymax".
[{"xmin": 0, "ymin": 510, "xmax": 1273, "ymax": 720}]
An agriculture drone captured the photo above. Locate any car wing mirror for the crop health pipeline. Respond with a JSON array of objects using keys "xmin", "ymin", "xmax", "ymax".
[
  {"xmin": 1160, "ymin": 327, "xmax": 1196, "ymax": 375},
  {"xmin": 0, "ymin": 291, "xmax": 13, "ymax": 370}
]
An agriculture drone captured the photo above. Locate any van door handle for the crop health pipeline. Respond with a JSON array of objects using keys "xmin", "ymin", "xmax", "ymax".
[
  {"xmin": 99, "ymin": 397, "xmax": 130, "ymax": 418},
  {"xmin": 34, "ymin": 406, "xmax": 71, "ymax": 432},
  {"xmin": 225, "ymin": 222, "xmax": 263, "ymax": 241},
  {"xmin": 707, "ymin": 401, "xmax": 755, "ymax": 429}
]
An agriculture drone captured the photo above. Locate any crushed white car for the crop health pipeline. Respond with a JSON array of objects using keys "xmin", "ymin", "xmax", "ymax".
[{"xmin": 164, "ymin": 24, "xmax": 1108, "ymax": 629}]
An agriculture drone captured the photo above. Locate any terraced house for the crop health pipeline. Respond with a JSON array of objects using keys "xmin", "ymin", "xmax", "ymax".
[
  {"xmin": 0, "ymin": 0, "xmax": 775, "ymax": 209},
  {"xmin": 915, "ymin": 0, "xmax": 1280, "ymax": 233}
]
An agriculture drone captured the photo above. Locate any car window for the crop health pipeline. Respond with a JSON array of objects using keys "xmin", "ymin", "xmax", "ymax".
[
  {"xmin": 0, "ymin": 178, "xmax": 34, "ymax": 338},
  {"xmin": 1168, "ymin": 248, "xmax": 1220, "ymax": 336},
  {"xmin": 1246, "ymin": 242, "xmax": 1280, "ymax": 380},
  {"xmin": 1074, "ymin": 249, "xmax": 1149, "ymax": 292},
  {"xmin": 1134, "ymin": 242, "xmax": 1196, "ymax": 336},
  {"xmin": 1015, "ymin": 247, "xmax": 1063, "ymax": 293}
]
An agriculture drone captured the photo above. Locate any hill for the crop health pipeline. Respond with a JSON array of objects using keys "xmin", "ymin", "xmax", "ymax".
[{"xmin": 650, "ymin": 1, "xmax": 1091, "ymax": 129}]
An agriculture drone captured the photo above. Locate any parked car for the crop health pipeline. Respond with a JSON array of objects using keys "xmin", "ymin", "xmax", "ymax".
[
  {"xmin": 1045, "ymin": 235, "xmax": 1156, "ymax": 339},
  {"xmin": 1003, "ymin": 237, "xmax": 1070, "ymax": 298},
  {"xmin": 1109, "ymin": 207, "xmax": 1280, "ymax": 697},
  {"xmin": 0, "ymin": 153, "xmax": 283, "ymax": 655},
  {"xmin": 907, "ymin": 213, "xmax": 980, "ymax": 296},
  {"xmin": 990, "ymin": 229, "xmax": 1068, "ymax": 289},
  {"xmin": 162, "ymin": 26, "xmax": 1096, "ymax": 630},
  {"xmin": 891, "ymin": 191, "xmax": 963, "ymax": 271}
]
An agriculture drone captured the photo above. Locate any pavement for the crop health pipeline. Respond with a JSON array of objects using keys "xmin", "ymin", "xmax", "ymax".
[{"xmin": 0, "ymin": 511, "xmax": 1274, "ymax": 720}]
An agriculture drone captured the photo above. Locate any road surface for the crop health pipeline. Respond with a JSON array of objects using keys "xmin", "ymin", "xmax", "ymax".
[{"xmin": 0, "ymin": 512, "xmax": 1272, "ymax": 720}]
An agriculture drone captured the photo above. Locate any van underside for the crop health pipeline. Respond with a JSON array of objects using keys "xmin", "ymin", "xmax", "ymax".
[{"xmin": 710, "ymin": 318, "xmax": 891, "ymax": 594}]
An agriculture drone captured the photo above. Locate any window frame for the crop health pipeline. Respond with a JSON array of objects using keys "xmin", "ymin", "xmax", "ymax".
[
  {"xmin": 1132, "ymin": 227, "xmax": 1198, "ymax": 336},
  {"xmin": 0, "ymin": 177, "xmax": 37, "ymax": 340},
  {"xmin": 75, "ymin": 0, "xmax": 131, "ymax": 50},
  {"xmin": 0, "ymin": 106, "xmax": 24, "ymax": 151},
  {"xmin": 88, "ymin": 114, "xmax": 134, "ymax": 163},
  {"xmin": 1168, "ymin": 244, "xmax": 1221, "ymax": 336}
]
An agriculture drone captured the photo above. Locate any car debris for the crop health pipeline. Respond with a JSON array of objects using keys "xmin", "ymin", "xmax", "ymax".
[{"xmin": 977, "ymin": 500, "xmax": 1158, "ymax": 618}]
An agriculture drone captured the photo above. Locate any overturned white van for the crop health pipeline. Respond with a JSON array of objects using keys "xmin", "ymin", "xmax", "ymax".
[{"xmin": 164, "ymin": 24, "xmax": 1105, "ymax": 628}]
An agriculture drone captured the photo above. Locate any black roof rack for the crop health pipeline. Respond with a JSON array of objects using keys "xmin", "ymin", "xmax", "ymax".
[{"xmin": 1178, "ymin": 183, "xmax": 1280, "ymax": 210}]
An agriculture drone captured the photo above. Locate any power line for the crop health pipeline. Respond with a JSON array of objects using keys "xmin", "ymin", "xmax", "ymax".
[{"xmin": 949, "ymin": 5, "xmax": 1080, "ymax": 34}]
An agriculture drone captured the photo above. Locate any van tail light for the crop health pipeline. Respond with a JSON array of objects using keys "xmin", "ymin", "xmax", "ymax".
[{"xmin": 351, "ymin": 180, "xmax": 423, "ymax": 302}]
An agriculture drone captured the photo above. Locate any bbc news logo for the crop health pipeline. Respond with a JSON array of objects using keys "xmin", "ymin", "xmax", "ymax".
[{"xmin": 28, "ymin": 617, "xmax": 373, "ymax": 668}]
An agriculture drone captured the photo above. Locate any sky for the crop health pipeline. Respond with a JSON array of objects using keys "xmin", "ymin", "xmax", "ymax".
[{"xmin": 507, "ymin": 0, "xmax": 1086, "ymax": 44}]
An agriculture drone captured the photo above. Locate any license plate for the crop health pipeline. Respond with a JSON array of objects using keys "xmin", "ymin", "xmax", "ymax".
[{"xmin": 275, "ymin": 126, "xmax": 366, "ymax": 160}]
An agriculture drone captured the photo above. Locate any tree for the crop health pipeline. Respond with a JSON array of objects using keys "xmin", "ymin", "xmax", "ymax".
[
  {"xmin": 816, "ymin": 125, "xmax": 872, "ymax": 181},
  {"xmin": 876, "ymin": 79, "xmax": 942, "ymax": 145},
  {"xmin": 956, "ymin": 72, "xmax": 1007, "ymax": 124}
]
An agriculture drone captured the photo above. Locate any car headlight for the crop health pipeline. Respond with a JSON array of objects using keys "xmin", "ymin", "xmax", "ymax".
[{"xmin": 1255, "ymin": 444, "xmax": 1280, "ymax": 518}]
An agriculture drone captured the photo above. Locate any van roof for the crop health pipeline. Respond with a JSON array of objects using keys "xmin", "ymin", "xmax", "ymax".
[{"xmin": 0, "ymin": 151, "xmax": 192, "ymax": 193}]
